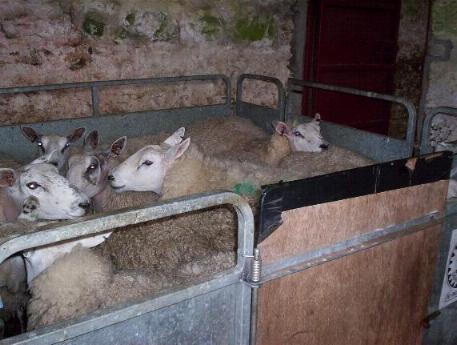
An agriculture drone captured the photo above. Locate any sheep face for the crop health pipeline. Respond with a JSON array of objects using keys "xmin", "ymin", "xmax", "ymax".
[
  {"xmin": 67, "ymin": 154, "xmax": 105, "ymax": 199},
  {"xmin": 274, "ymin": 114, "xmax": 329, "ymax": 153},
  {"xmin": 67, "ymin": 136, "xmax": 126, "ymax": 199},
  {"xmin": 21, "ymin": 127, "xmax": 86, "ymax": 171},
  {"xmin": 1, "ymin": 163, "xmax": 90, "ymax": 220},
  {"xmin": 109, "ymin": 132, "xmax": 190, "ymax": 194}
]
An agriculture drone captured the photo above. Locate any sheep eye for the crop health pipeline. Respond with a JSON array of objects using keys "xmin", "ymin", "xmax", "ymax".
[
  {"xmin": 37, "ymin": 141, "xmax": 45, "ymax": 153},
  {"xmin": 142, "ymin": 160, "xmax": 153, "ymax": 166},
  {"xmin": 87, "ymin": 161, "xmax": 98, "ymax": 172},
  {"xmin": 293, "ymin": 131, "xmax": 304, "ymax": 138},
  {"xmin": 26, "ymin": 182, "xmax": 41, "ymax": 190},
  {"xmin": 50, "ymin": 162, "xmax": 58, "ymax": 167},
  {"xmin": 61, "ymin": 142, "xmax": 71, "ymax": 153}
]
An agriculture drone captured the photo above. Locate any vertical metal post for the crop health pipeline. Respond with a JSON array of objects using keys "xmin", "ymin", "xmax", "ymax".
[{"xmin": 91, "ymin": 86, "xmax": 99, "ymax": 116}]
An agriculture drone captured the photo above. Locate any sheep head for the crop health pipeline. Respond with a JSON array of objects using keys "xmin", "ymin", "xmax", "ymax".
[
  {"xmin": 108, "ymin": 128, "xmax": 190, "ymax": 194},
  {"xmin": 273, "ymin": 113, "xmax": 329, "ymax": 153},
  {"xmin": 21, "ymin": 126, "xmax": 86, "ymax": 171}
]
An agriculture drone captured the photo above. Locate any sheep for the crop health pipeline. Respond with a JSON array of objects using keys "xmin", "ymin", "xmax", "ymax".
[
  {"xmin": 186, "ymin": 114, "xmax": 328, "ymax": 167},
  {"xmin": 0, "ymin": 161, "xmax": 94, "ymax": 337},
  {"xmin": 428, "ymin": 117, "xmax": 457, "ymax": 199},
  {"xmin": 27, "ymin": 245, "xmax": 235, "ymax": 330},
  {"xmin": 20, "ymin": 127, "xmax": 86, "ymax": 172},
  {"xmin": 0, "ymin": 254, "xmax": 27, "ymax": 338},
  {"xmin": 65, "ymin": 128, "xmax": 238, "ymax": 273},
  {"xmin": 0, "ymin": 162, "xmax": 89, "ymax": 222}
]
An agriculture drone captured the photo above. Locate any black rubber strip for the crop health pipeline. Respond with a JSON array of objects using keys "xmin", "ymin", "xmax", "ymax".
[{"xmin": 257, "ymin": 151, "xmax": 453, "ymax": 243}]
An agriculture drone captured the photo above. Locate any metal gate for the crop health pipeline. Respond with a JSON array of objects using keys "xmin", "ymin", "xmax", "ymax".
[{"xmin": 0, "ymin": 192, "xmax": 254, "ymax": 345}]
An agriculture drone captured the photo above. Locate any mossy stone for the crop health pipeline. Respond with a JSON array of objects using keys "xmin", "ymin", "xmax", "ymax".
[
  {"xmin": 233, "ymin": 13, "xmax": 275, "ymax": 42},
  {"xmin": 125, "ymin": 12, "xmax": 136, "ymax": 26},
  {"xmin": 83, "ymin": 13, "xmax": 105, "ymax": 37},
  {"xmin": 432, "ymin": 0, "xmax": 457, "ymax": 37},
  {"xmin": 200, "ymin": 13, "xmax": 222, "ymax": 38}
]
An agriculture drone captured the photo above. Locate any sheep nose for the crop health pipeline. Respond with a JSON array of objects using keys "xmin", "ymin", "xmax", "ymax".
[
  {"xmin": 78, "ymin": 202, "xmax": 90, "ymax": 210},
  {"xmin": 320, "ymin": 144, "xmax": 329, "ymax": 150},
  {"xmin": 107, "ymin": 175, "xmax": 115, "ymax": 181}
]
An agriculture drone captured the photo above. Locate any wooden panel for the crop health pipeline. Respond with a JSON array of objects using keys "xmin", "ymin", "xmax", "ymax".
[
  {"xmin": 259, "ymin": 181, "xmax": 448, "ymax": 265},
  {"xmin": 256, "ymin": 225, "xmax": 441, "ymax": 345},
  {"xmin": 256, "ymin": 182, "xmax": 448, "ymax": 345}
]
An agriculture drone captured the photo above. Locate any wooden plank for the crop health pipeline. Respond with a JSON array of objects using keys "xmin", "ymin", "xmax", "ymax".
[
  {"xmin": 259, "ymin": 181, "xmax": 448, "ymax": 265},
  {"xmin": 256, "ymin": 225, "xmax": 441, "ymax": 345}
]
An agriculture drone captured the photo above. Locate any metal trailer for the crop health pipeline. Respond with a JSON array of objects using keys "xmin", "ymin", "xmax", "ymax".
[
  {"xmin": 0, "ymin": 74, "xmax": 450, "ymax": 344},
  {"xmin": 419, "ymin": 107, "xmax": 457, "ymax": 345}
]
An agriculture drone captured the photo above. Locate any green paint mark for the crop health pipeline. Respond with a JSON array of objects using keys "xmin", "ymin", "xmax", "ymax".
[
  {"xmin": 233, "ymin": 182, "xmax": 258, "ymax": 196},
  {"xmin": 432, "ymin": 0, "xmax": 457, "ymax": 37},
  {"xmin": 233, "ymin": 13, "xmax": 275, "ymax": 42},
  {"xmin": 83, "ymin": 13, "xmax": 105, "ymax": 37}
]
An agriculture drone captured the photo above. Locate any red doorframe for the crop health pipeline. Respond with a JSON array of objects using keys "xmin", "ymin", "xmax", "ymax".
[{"xmin": 302, "ymin": 0, "xmax": 401, "ymax": 135}]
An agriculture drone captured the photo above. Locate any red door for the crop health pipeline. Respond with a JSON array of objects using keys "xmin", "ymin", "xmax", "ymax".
[{"xmin": 303, "ymin": 0, "xmax": 401, "ymax": 135}]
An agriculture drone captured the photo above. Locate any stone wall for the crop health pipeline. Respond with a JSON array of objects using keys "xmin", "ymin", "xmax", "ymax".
[
  {"xmin": 421, "ymin": 0, "xmax": 457, "ymax": 148},
  {"xmin": 425, "ymin": 0, "xmax": 457, "ymax": 108},
  {"xmin": 0, "ymin": 0, "xmax": 295, "ymax": 125},
  {"xmin": 388, "ymin": 0, "xmax": 429, "ymax": 139}
]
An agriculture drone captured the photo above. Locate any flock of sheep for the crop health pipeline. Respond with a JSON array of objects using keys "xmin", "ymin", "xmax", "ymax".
[{"xmin": 0, "ymin": 114, "xmax": 375, "ymax": 336}]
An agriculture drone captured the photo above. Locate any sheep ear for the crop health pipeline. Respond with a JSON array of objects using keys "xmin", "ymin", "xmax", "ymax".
[
  {"xmin": 110, "ymin": 136, "xmax": 127, "ymax": 157},
  {"xmin": 165, "ymin": 138, "xmax": 191, "ymax": 163},
  {"xmin": 84, "ymin": 130, "xmax": 99, "ymax": 151},
  {"xmin": 273, "ymin": 121, "xmax": 290, "ymax": 136},
  {"xmin": 67, "ymin": 127, "xmax": 86, "ymax": 143},
  {"xmin": 21, "ymin": 127, "xmax": 40, "ymax": 143},
  {"xmin": 163, "ymin": 127, "xmax": 185, "ymax": 147},
  {"xmin": 0, "ymin": 168, "xmax": 16, "ymax": 187}
]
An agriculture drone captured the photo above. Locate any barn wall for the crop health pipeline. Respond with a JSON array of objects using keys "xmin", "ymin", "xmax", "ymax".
[
  {"xmin": 0, "ymin": 0, "xmax": 296, "ymax": 125},
  {"xmin": 388, "ymin": 0, "xmax": 430, "ymax": 139},
  {"xmin": 424, "ymin": 0, "xmax": 457, "ymax": 109}
]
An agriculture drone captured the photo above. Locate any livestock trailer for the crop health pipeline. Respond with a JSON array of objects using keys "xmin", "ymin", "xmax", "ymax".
[{"xmin": 0, "ymin": 74, "xmax": 451, "ymax": 344}]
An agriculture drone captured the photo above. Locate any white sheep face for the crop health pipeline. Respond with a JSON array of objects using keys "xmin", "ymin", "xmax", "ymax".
[
  {"xmin": 109, "ymin": 128, "xmax": 190, "ymax": 194},
  {"xmin": 21, "ymin": 127, "xmax": 86, "ymax": 171},
  {"xmin": 1, "ymin": 163, "xmax": 90, "ymax": 220},
  {"xmin": 274, "ymin": 114, "xmax": 329, "ymax": 153}
]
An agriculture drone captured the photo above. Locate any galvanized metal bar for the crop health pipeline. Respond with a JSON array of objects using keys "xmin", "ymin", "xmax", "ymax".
[
  {"xmin": 0, "ymin": 75, "xmax": 231, "ymax": 106},
  {"xmin": 287, "ymin": 78, "xmax": 417, "ymax": 157},
  {"xmin": 420, "ymin": 106, "xmax": 457, "ymax": 155},
  {"xmin": 91, "ymin": 86, "xmax": 99, "ymax": 117},
  {"xmin": 258, "ymin": 211, "xmax": 441, "ymax": 285},
  {"xmin": 236, "ymin": 74, "xmax": 286, "ymax": 121}
]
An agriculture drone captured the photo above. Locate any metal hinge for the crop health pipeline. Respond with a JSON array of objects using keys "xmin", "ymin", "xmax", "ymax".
[{"xmin": 242, "ymin": 248, "xmax": 262, "ymax": 287}]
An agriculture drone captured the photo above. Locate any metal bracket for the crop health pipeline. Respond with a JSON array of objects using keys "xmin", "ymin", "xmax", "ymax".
[{"xmin": 242, "ymin": 248, "xmax": 262, "ymax": 288}]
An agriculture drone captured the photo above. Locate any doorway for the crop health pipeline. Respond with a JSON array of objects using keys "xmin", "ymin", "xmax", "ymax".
[{"xmin": 302, "ymin": 0, "xmax": 401, "ymax": 135}]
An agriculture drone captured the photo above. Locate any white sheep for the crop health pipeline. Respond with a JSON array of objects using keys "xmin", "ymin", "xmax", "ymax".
[
  {"xmin": 186, "ymin": 114, "xmax": 329, "ymax": 166},
  {"xmin": 20, "ymin": 127, "xmax": 86, "ymax": 172},
  {"xmin": 27, "ymin": 245, "xmax": 235, "ymax": 330}
]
